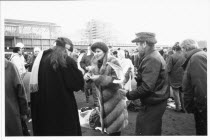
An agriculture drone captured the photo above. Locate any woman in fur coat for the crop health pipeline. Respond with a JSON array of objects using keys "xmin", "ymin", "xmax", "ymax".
[{"xmin": 84, "ymin": 42, "xmax": 128, "ymax": 136}]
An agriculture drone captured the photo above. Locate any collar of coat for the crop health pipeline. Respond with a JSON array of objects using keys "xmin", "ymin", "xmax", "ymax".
[
  {"xmin": 138, "ymin": 47, "xmax": 156, "ymax": 64},
  {"xmin": 182, "ymin": 48, "xmax": 202, "ymax": 70}
]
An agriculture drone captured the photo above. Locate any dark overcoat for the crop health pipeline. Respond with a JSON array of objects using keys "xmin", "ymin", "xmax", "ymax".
[
  {"xmin": 166, "ymin": 51, "xmax": 186, "ymax": 88},
  {"xmin": 31, "ymin": 49, "xmax": 84, "ymax": 136},
  {"xmin": 182, "ymin": 49, "xmax": 207, "ymax": 113},
  {"xmin": 5, "ymin": 59, "xmax": 28, "ymax": 136}
]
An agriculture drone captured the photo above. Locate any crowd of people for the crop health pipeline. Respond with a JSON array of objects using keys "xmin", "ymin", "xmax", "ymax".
[{"xmin": 5, "ymin": 32, "xmax": 207, "ymax": 136}]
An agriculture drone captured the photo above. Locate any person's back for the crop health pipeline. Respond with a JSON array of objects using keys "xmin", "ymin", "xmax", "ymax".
[
  {"xmin": 181, "ymin": 39, "xmax": 207, "ymax": 135},
  {"xmin": 5, "ymin": 59, "xmax": 28, "ymax": 136},
  {"xmin": 183, "ymin": 50, "xmax": 207, "ymax": 109},
  {"xmin": 30, "ymin": 37, "xmax": 84, "ymax": 136},
  {"xmin": 167, "ymin": 52, "xmax": 186, "ymax": 87}
]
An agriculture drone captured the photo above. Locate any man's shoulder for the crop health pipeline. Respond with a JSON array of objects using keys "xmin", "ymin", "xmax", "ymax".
[
  {"xmin": 146, "ymin": 50, "xmax": 162, "ymax": 60},
  {"xmin": 191, "ymin": 51, "xmax": 207, "ymax": 62}
]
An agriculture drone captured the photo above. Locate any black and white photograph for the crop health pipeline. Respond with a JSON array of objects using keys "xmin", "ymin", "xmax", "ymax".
[{"xmin": 0, "ymin": 0, "xmax": 209, "ymax": 138}]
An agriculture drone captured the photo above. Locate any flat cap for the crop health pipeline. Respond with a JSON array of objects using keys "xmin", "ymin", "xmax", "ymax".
[{"xmin": 131, "ymin": 32, "xmax": 157, "ymax": 44}]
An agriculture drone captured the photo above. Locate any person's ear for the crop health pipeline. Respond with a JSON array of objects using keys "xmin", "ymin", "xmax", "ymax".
[{"xmin": 143, "ymin": 42, "xmax": 147, "ymax": 48}]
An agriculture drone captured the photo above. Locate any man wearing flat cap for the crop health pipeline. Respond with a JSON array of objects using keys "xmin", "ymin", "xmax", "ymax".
[{"xmin": 126, "ymin": 32, "xmax": 169, "ymax": 135}]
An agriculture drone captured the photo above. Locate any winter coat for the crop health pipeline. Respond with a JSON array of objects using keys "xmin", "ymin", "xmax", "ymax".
[
  {"xmin": 167, "ymin": 51, "xmax": 186, "ymax": 88},
  {"xmin": 91, "ymin": 56, "xmax": 128, "ymax": 134},
  {"xmin": 5, "ymin": 59, "xmax": 28, "ymax": 136},
  {"xmin": 30, "ymin": 49, "xmax": 84, "ymax": 136},
  {"xmin": 182, "ymin": 49, "xmax": 207, "ymax": 113},
  {"xmin": 10, "ymin": 53, "xmax": 26, "ymax": 76},
  {"xmin": 127, "ymin": 49, "xmax": 170, "ymax": 105}
]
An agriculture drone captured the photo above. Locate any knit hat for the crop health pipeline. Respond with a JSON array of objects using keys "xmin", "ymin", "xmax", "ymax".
[
  {"xmin": 91, "ymin": 42, "xmax": 108, "ymax": 53},
  {"xmin": 55, "ymin": 37, "xmax": 74, "ymax": 52},
  {"xmin": 131, "ymin": 32, "xmax": 157, "ymax": 44}
]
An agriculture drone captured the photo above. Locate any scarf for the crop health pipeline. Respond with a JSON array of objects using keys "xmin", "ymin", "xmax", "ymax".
[{"xmin": 29, "ymin": 51, "xmax": 44, "ymax": 93}]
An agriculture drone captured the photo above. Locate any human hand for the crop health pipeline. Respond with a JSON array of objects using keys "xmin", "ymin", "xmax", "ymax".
[
  {"xmin": 118, "ymin": 89, "xmax": 128, "ymax": 97},
  {"xmin": 89, "ymin": 75, "xmax": 100, "ymax": 81},
  {"xmin": 84, "ymin": 73, "xmax": 91, "ymax": 81},
  {"xmin": 86, "ymin": 66, "xmax": 93, "ymax": 72}
]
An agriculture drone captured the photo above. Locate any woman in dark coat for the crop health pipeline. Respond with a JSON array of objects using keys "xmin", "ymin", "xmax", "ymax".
[
  {"xmin": 5, "ymin": 59, "xmax": 28, "ymax": 136},
  {"xmin": 30, "ymin": 37, "xmax": 84, "ymax": 136}
]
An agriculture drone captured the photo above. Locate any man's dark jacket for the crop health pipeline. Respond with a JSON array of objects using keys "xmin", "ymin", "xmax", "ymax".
[{"xmin": 127, "ymin": 49, "xmax": 170, "ymax": 105}]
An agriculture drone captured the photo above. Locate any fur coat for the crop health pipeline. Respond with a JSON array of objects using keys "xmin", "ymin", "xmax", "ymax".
[{"xmin": 91, "ymin": 55, "xmax": 128, "ymax": 134}]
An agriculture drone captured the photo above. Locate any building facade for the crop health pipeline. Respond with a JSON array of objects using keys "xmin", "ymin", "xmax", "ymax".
[{"xmin": 5, "ymin": 19, "xmax": 61, "ymax": 52}]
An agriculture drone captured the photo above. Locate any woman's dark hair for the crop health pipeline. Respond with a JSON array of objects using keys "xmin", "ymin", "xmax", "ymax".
[
  {"xmin": 13, "ymin": 47, "xmax": 20, "ymax": 53},
  {"xmin": 50, "ymin": 37, "xmax": 73, "ymax": 71}
]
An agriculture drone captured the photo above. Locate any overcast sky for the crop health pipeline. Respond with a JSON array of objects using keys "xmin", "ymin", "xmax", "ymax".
[{"xmin": 1, "ymin": 0, "xmax": 209, "ymax": 45}]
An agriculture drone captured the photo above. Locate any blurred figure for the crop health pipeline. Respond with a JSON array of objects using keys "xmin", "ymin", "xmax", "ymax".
[
  {"xmin": 10, "ymin": 42, "xmax": 27, "ymax": 79},
  {"xmin": 203, "ymin": 47, "xmax": 207, "ymax": 52},
  {"xmin": 30, "ymin": 37, "xmax": 84, "ymax": 136},
  {"xmin": 27, "ymin": 47, "xmax": 41, "ymax": 72},
  {"xmin": 112, "ymin": 50, "xmax": 118, "ymax": 58},
  {"xmin": 80, "ymin": 45, "xmax": 97, "ymax": 104},
  {"xmin": 117, "ymin": 49, "xmax": 134, "ymax": 91},
  {"xmin": 72, "ymin": 48, "xmax": 79, "ymax": 62},
  {"xmin": 180, "ymin": 39, "xmax": 207, "ymax": 135},
  {"xmin": 131, "ymin": 49, "xmax": 140, "ymax": 68},
  {"xmin": 163, "ymin": 49, "xmax": 168, "ymax": 61},
  {"xmin": 166, "ymin": 42, "xmax": 186, "ymax": 112},
  {"xmin": 5, "ymin": 59, "xmax": 28, "ymax": 136},
  {"xmin": 124, "ymin": 50, "xmax": 131, "ymax": 59},
  {"xmin": 24, "ymin": 47, "xmax": 41, "ymax": 107},
  {"xmin": 84, "ymin": 42, "xmax": 128, "ymax": 135},
  {"xmin": 77, "ymin": 49, "xmax": 86, "ymax": 75},
  {"xmin": 126, "ymin": 32, "xmax": 169, "ymax": 135}
]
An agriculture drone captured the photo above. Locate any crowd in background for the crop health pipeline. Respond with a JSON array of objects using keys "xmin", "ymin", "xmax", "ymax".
[{"xmin": 5, "ymin": 32, "xmax": 207, "ymax": 136}]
